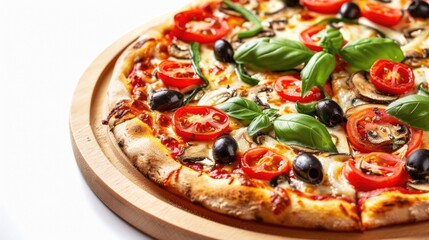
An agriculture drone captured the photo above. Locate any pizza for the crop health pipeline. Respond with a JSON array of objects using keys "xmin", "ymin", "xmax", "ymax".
[{"xmin": 102, "ymin": 0, "xmax": 429, "ymax": 232}]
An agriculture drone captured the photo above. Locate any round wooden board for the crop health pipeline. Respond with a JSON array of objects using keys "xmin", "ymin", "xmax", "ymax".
[{"xmin": 69, "ymin": 14, "xmax": 429, "ymax": 240}]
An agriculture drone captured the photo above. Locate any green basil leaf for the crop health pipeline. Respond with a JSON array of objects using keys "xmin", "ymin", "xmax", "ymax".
[
  {"xmin": 273, "ymin": 113, "xmax": 338, "ymax": 153},
  {"xmin": 339, "ymin": 38, "xmax": 404, "ymax": 71},
  {"xmin": 418, "ymin": 83, "xmax": 429, "ymax": 96},
  {"xmin": 222, "ymin": 0, "xmax": 262, "ymax": 38},
  {"xmin": 247, "ymin": 114, "xmax": 273, "ymax": 136},
  {"xmin": 234, "ymin": 38, "xmax": 314, "ymax": 71},
  {"xmin": 320, "ymin": 28, "xmax": 344, "ymax": 54},
  {"xmin": 301, "ymin": 51, "xmax": 336, "ymax": 97},
  {"xmin": 295, "ymin": 101, "xmax": 317, "ymax": 115},
  {"xmin": 386, "ymin": 95, "xmax": 429, "ymax": 131},
  {"xmin": 237, "ymin": 64, "xmax": 259, "ymax": 85},
  {"xmin": 216, "ymin": 97, "xmax": 262, "ymax": 120}
]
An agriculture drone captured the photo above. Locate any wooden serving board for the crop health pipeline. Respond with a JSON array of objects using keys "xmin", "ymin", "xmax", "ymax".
[{"xmin": 69, "ymin": 14, "xmax": 429, "ymax": 240}]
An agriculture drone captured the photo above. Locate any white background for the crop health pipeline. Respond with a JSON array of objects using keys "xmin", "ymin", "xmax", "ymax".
[{"xmin": 0, "ymin": 0, "xmax": 191, "ymax": 239}]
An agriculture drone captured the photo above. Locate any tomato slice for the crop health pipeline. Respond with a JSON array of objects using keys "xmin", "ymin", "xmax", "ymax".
[
  {"xmin": 346, "ymin": 107, "xmax": 422, "ymax": 154},
  {"xmin": 172, "ymin": 9, "xmax": 230, "ymax": 43},
  {"xmin": 369, "ymin": 59, "xmax": 415, "ymax": 95},
  {"xmin": 302, "ymin": 0, "xmax": 349, "ymax": 14},
  {"xmin": 241, "ymin": 147, "xmax": 290, "ymax": 180},
  {"xmin": 299, "ymin": 25, "xmax": 348, "ymax": 52},
  {"xmin": 157, "ymin": 60, "xmax": 204, "ymax": 89},
  {"xmin": 274, "ymin": 74, "xmax": 324, "ymax": 103},
  {"xmin": 173, "ymin": 106, "xmax": 230, "ymax": 141},
  {"xmin": 361, "ymin": 2, "xmax": 402, "ymax": 27},
  {"xmin": 343, "ymin": 152, "xmax": 407, "ymax": 192}
]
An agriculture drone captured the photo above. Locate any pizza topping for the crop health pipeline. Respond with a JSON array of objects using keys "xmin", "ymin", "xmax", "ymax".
[
  {"xmin": 198, "ymin": 88, "xmax": 234, "ymax": 106},
  {"xmin": 408, "ymin": 0, "xmax": 429, "ymax": 19},
  {"xmin": 219, "ymin": 0, "xmax": 259, "ymax": 17},
  {"xmin": 157, "ymin": 60, "xmax": 203, "ymax": 89},
  {"xmin": 343, "ymin": 152, "xmax": 407, "ymax": 192},
  {"xmin": 274, "ymin": 74, "xmax": 324, "ymax": 103},
  {"xmin": 168, "ymin": 42, "xmax": 191, "ymax": 59},
  {"xmin": 369, "ymin": 59, "xmax": 415, "ymax": 95},
  {"xmin": 360, "ymin": 2, "xmax": 402, "ymax": 27},
  {"xmin": 293, "ymin": 153, "xmax": 324, "ymax": 184},
  {"xmin": 214, "ymin": 39, "xmax": 235, "ymax": 63},
  {"xmin": 339, "ymin": 2, "xmax": 361, "ymax": 20},
  {"xmin": 241, "ymin": 147, "xmax": 291, "ymax": 180},
  {"xmin": 222, "ymin": 0, "xmax": 262, "ymax": 38},
  {"xmin": 314, "ymin": 99, "xmax": 344, "ymax": 127},
  {"xmin": 178, "ymin": 142, "xmax": 214, "ymax": 165},
  {"xmin": 212, "ymin": 135, "xmax": 239, "ymax": 165},
  {"xmin": 406, "ymin": 149, "xmax": 429, "ymax": 180},
  {"xmin": 302, "ymin": 0, "xmax": 349, "ymax": 14},
  {"xmin": 172, "ymin": 9, "xmax": 230, "ymax": 43},
  {"xmin": 386, "ymin": 94, "xmax": 429, "ymax": 131},
  {"xmin": 346, "ymin": 106, "xmax": 422, "ymax": 154},
  {"xmin": 173, "ymin": 106, "xmax": 230, "ymax": 141},
  {"xmin": 149, "ymin": 90, "xmax": 184, "ymax": 111},
  {"xmin": 349, "ymin": 72, "xmax": 398, "ymax": 103},
  {"xmin": 407, "ymin": 180, "xmax": 429, "ymax": 192}
]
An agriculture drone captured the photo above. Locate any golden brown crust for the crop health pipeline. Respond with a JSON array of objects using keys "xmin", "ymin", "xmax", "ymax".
[{"xmin": 112, "ymin": 118, "xmax": 361, "ymax": 231}]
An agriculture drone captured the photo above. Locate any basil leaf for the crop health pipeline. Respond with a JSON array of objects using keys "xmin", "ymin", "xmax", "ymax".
[
  {"xmin": 320, "ymin": 28, "xmax": 344, "ymax": 54},
  {"xmin": 339, "ymin": 38, "xmax": 404, "ymax": 71},
  {"xmin": 273, "ymin": 113, "xmax": 338, "ymax": 153},
  {"xmin": 217, "ymin": 97, "xmax": 262, "ymax": 120},
  {"xmin": 418, "ymin": 83, "xmax": 429, "ymax": 96},
  {"xmin": 301, "ymin": 52, "xmax": 336, "ymax": 97},
  {"xmin": 247, "ymin": 114, "xmax": 273, "ymax": 136},
  {"xmin": 295, "ymin": 101, "xmax": 317, "ymax": 115},
  {"xmin": 386, "ymin": 95, "xmax": 429, "ymax": 131},
  {"xmin": 237, "ymin": 64, "xmax": 259, "ymax": 85},
  {"xmin": 222, "ymin": 0, "xmax": 262, "ymax": 38},
  {"xmin": 234, "ymin": 38, "xmax": 314, "ymax": 71}
]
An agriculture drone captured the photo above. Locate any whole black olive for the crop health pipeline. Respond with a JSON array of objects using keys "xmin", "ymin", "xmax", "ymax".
[
  {"xmin": 406, "ymin": 149, "xmax": 429, "ymax": 180},
  {"xmin": 408, "ymin": 0, "xmax": 429, "ymax": 19},
  {"xmin": 293, "ymin": 153, "xmax": 323, "ymax": 184},
  {"xmin": 214, "ymin": 39, "xmax": 234, "ymax": 63},
  {"xmin": 315, "ymin": 99, "xmax": 344, "ymax": 127},
  {"xmin": 339, "ymin": 2, "xmax": 361, "ymax": 20},
  {"xmin": 212, "ymin": 135, "xmax": 238, "ymax": 164},
  {"xmin": 149, "ymin": 90, "xmax": 184, "ymax": 111},
  {"xmin": 284, "ymin": 0, "xmax": 300, "ymax": 7}
]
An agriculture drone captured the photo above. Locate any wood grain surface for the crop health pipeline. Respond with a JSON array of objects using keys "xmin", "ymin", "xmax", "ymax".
[{"xmin": 69, "ymin": 13, "xmax": 429, "ymax": 240}]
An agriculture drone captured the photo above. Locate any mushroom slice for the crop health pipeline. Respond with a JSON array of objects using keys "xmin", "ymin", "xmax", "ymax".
[
  {"xmin": 177, "ymin": 142, "xmax": 215, "ymax": 167},
  {"xmin": 326, "ymin": 153, "xmax": 352, "ymax": 162},
  {"xmin": 230, "ymin": 127, "xmax": 254, "ymax": 153},
  {"xmin": 344, "ymin": 104, "xmax": 387, "ymax": 118},
  {"xmin": 260, "ymin": 0, "xmax": 286, "ymax": 16},
  {"xmin": 407, "ymin": 180, "xmax": 429, "ymax": 192},
  {"xmin": 168, "ymin": 41, "xmax": 190, "ymax": 59},
  {"xmin": 268, "ymin": 19, "xmax": 288, "ymax": 31},
  {"xmin": 198, "ymin": 88, "xmax": 234, "ymax": 106},
  {"xmin": 403, "ymin": 49, "xmax": 429, "ymax": 68},
  {"xmin": 349, "ymin": 72, "xmax": 398, "ymax": 104}
]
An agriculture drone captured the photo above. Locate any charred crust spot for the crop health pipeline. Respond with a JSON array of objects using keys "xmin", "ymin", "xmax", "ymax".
[
  {"xmin": 117, "ymin": 140, "xmax": 125, "ymax": 148},
  {"xmin": 130, "ymin": 124, "xmax": 146, "ymax": 135},
  {"xmin": 255, "ymin": 215, "xmax": 264, "ymax": 223}
]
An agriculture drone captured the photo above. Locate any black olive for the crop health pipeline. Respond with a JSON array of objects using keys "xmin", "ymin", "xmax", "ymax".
[
  {"xmin": 293, "ymin": 153, "xmax": 323, "ymax": 184},
  {"xmin": 214, "ymin": 39, "xmax": 234, "ymax": 63},
  {"xmin": 408, "ymin": 0, "xmax": 429, "ymax": 19},
  {"xmin": 315, "ymin": 99, "xmax": 344, "ymax": 127},
  {"xmin": 339, "ymin": 2, "xmax": 361, "ymax": 20},
  {"xmin": 212, "ymin": 135, "xmax": 238, "ymax": 164},
  {"xmin": 406, "ymin": 149, "xmax": 429, "ymax": 180},
  {"xmin": 149, "ymin": 90, "xmax": 184, "ymax": 111},
  {"xmin": 284, "ymin": 0, "xmax": 300, "ymax": 7}
]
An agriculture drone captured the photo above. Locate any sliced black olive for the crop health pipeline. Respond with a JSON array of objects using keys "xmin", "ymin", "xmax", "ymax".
[
  {"xmin": 315, "ymin": 99, "xmax": 344, "ymax": 127},
  {"xmin": 149, "ymin": 90, "xmax": 184, "ymax": 111},
  {"xmin": 406, "ymin": 149, "xmax": 429, "ymax": 180},
  {"xmin": 212, "ymin": 135, "xmax": 238, "ymax": 165},
  {"xmin": 283, "ymin": 0, "xmax": 300, "ymax": 7},
  {"xmin": 408, "ymin": 0, "xmax": 429, "ymax": 19},
  {"xmin": 339, "ymin": 2, "xmax": 361, "ymax": 19},
  {"xmin": 293, "ymin": 153, "xmax": 323, "ymax": 184},
  {"xmin": 214, "ymin": 39, "xmax": 235, "ymax": 63}
]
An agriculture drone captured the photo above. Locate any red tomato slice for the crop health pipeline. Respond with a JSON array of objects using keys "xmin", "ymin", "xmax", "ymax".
[
  {"xmin": 343, "ymin": 152, "xmax": 407, "ymax": 192},
  {"xmin": 173, "ymin": 106, "xmax": 230, "ymax": 141},
  {"xmin": 299, "ymin": 24, "xmax": 348, "ymax": 52},
  {"xmin": 361, "ymin": 2, "xmax": 402, "ymax": 27},
  {"xmin": 302, "ymin": 0, "xmax": 349, "ymax": 14},
  {"xmin": 369, "ymin": 59, "xmax": 415, "ymax": 95},
  {"xmin": 172, "ymin": 9, "xmax": 229, "ymax": 43},
  {"xmin": 241, "ymin": 147, "xmax": 290, "ymax": 180},
  {"xmin": 274, "ymin": 74, "xmax": 324, "ymax": 103},
  {"xmin": 346, "ymin": 107, "xmax": 422, "ymax": 154},
  {"xmin": 157, "ymin": 60, "xmax": 204, "ymax": 89}
]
